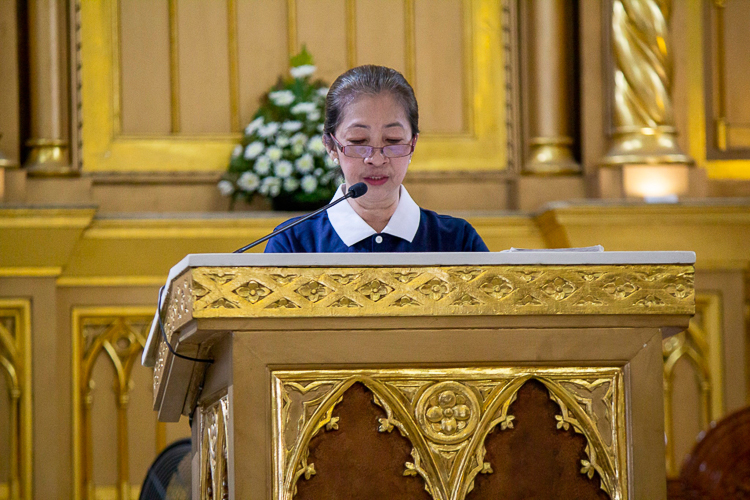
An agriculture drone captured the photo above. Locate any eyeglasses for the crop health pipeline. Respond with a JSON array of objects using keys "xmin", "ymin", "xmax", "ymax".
[{"xmin": 328, "ymin": 134, "xmax": 415, "ymax": 159}]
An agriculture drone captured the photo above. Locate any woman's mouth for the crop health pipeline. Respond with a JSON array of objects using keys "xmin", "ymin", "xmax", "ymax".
[{"xmin": 363, "ymin": 176, "xmax": 388, "ymax": 186}]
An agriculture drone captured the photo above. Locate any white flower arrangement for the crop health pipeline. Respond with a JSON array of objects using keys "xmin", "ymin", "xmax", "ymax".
[{"xmin": 221, "ymin": 47, "xmax": 340, "ymax": 209}]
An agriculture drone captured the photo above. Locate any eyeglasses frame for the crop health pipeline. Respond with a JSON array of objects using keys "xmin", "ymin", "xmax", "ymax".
[{"xmin": 327, "ymin": 133, "xmax": 417, "ymax": 160}]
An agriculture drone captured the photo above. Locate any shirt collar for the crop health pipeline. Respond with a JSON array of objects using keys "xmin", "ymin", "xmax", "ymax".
[{"xmin": 327, "ymin": 184, "xmax": 421, "ymax": 247}]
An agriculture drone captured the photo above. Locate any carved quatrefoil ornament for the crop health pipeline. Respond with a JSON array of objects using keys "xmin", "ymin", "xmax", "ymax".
[{"xmin": 415, "ymin": 381, "xmax": 480, "ymax": 445}]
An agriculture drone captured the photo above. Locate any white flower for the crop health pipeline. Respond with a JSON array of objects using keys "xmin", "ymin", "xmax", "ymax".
[
  {"xmin": 307, "ymin": 136, "xmax": 326, "ymax": 156},
  {"xmin": 316, "ymin": 87, "xmax": 329, "ymax": 98},
  {"xmin": 244, "ymin": 117, "xmax": 264, "ymax": 135},
  {"xmin": 260, "ymin": 177, "xmax": 282, "ymax": 197},
  {"xmin": 268, "ymin": 90, "xmax": 295, "ymax": 106},
  {"xmin": 258, "ymin": 122, "xmax": 280, "ymax": 138},
  {"xmin": 237, "ymin": 172, "xmax": 260, "ymax": 192},
  {"xmin": 291, "ymin": 132, "xmax": 308, "ymax": 148},
  {"xmin": 307, "ymin": 110, "xmax": 321, "ymax": 121},
  {"xmin": 283, "ymin": 177, "xmax": 300, "ymax": 192},
  {"xmin": 295, "ymin": 153, "xmax": 314, "ymax": 173},
  {"xmin": 266, "ymin": 146, "xmax": 283, "ymax": 162},
  {"xmin": 275, "ymin": 135, "xmax": 290, "ymax": 148},
  {"xmin": 243, "ymin": 141, "xmax": 264, "ymax": 160},
  {"xmin": 254, "ymin": 156, "xmax": 271, "ymax": 175},
  {"xmin": 218, "ymin": 180, "xmax": 235, "ymax": 196},
  {"xmin": 274, "ymin": 160, "xmax": 293, "ymax": 178},
  {"xmin": 317, "ymin": 123, "xmax": 324, "ymax": 133},
  {"xmin": 290, "ymin": 64, "xmax": 316, "ymax": 79},
  {"xmin": 231, "ymin": 145, "xmax": 243, "ymax": 159},
  {"xmin": 314, "ymin": 168, "xmax": 323, "ymax": 177},
  {"xmin": 300, "ymin": 175, "xmax": 318, "ymax": 193},
  {"xmin": 291, "ymin": 102, "xmax": 316, "ymax": 115},
  {"xmin": 282, "ymin": 121, "xmax": 303, "ymax": 133}
]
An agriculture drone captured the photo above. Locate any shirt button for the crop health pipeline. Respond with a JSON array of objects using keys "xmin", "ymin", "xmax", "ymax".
[{"xmin": 375, "ymin": 235, "xmax": 383, "ymax": 244}]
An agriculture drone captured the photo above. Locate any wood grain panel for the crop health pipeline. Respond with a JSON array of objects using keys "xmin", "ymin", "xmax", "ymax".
[
  {"xmin": 414, "ymin": 0, "xmax": 464, "ymax": 133},
  {"xmin": 296, "ymin": 0, "xmax": 348, "ymax": 84},
  {"xmin": 177, "ymin": 0, "xmax": 232, "ymax": 133},
  {"xmin": 722, "ymin": 0, "xmax": 750, "ymax": 125},
  {"xmin": 236, "ymin": 0, "xmax": 289, "ymax": 126},
  {"xmin": 119, "ymin": 0, "xmax": 171, "ymax": 135},
  {"xmin": 355, "ymin": 0, "xmax": 406, "ymax": 73}
]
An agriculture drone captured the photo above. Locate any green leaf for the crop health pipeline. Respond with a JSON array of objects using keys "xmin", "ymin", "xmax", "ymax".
[{"xmin": 290, "ymin": 45, "xmax": 314, "ymax": 68}]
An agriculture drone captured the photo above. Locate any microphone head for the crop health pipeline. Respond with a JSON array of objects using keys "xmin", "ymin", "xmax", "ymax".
[{"xmin": 347, "ymin": 182, "xmax": 368, "ymax": 198}]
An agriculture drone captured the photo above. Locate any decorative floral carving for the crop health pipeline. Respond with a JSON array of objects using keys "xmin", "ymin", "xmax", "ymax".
[
  {"xmin": 578, "ymin": 271, "xmax": 604, "ymax": 282},
  {"xmin": 192, "ymin": 281, "xmax": 210, "ymax": 299},
  {"xmin": 206, "ymin": 297, "xmax": 240, "ymax": 309},
  {"xmin": 329, "ymin": 297, "xmax": 361, "ymax": 308},
  {"xmin": 357, "ymin": 279, "xmax": 392, "ymax": 302},
  {"xmin": 575, "ymin": 296, "xmax": 603, "ymax": 306},
  {"xmin": 602, "ymin": 277, "xmax": 639, "ymax": 299},
  {"xmin": 391, "ymin": 296, "xmax": 421, "ymax": 307},
  {"xmin": 233, "ymin": 280, "xmax": 270, "ymax": 304},
  {"xmin": 295, "ymin": 281, "xmax": 329, "ymax": 302},
  {"xmin": 479, "ymin": 276, "xmax": 514, "ymax": 299},
  {"xmin": 635, "ymin": 294, "xmax": 665, "ymax": 307},
  {"xmin": 664, "ymin": 273, "xmax": 694, "ymax": 299},
  {"xmin": 328, "ymin": 273, "xmax": 361, "ymax": 285},
  {"xmin": 205, "ymin": 271, "xmax": 235, "ymax": 285},
  {"xmin": 452, "ymin": 294, "xmax": 481, "ymax": 306},
  {"xmin": 452, "ymin": 268, "xmax": 485, "ymax": 282},
  {"xmin": 541, "ymin": 277, "xmax": 577, "ymax": 300},
  {"xmin": 265, "ymin": 298, "xmax": 300, "ymax": 309},
  {"xmin": 516, "ymin": 294, "xmax": 542, "ymax": 306},
  {"xmin": 418, "ymin": 279, "xmax": 451, "ymax": 301},
  {"xmin": 416, "ymin": 382, "xmax": 480, "ymax": 444},
  {"xmin": 270, "ymin": 273, "xmax": 298, "ymax": 285},
  {"xmin": 518, "ymin": 271, "xmax": 542, "ymax": 282},
  {"xmin": 391, "ymin": 271, "xmax": 420, "ymax": 283}
]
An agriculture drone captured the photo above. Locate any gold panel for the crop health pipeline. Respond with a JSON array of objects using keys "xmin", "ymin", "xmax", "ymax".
[
  {"xmin": 71, "ymin": 308, "xmax": 165, "ymax": 500},
  {"xmin": 271, "ymin": 368, "xmax": 627, "ymax": 500},
  {"xmin": 186, "ymin": 264, "xmax": 694, "ymax": 320},
  {"xmin": 0, "ymin": 300, "xmax": 32, "ymax": 500},
  {"xmin": 80, "ymin": 0, "xmax": 507, "ymax": 172},
  {"xmin": 199, "ymin": 394, "xmax": 229, "ymax": 500},
  {"xmin": 685, "ymin": 0, "xmax": 750, "ymax": 178},
  {"xmin": 153, "ymin": 264, "xmax": 694, "ymax": 404},
  {"xmin": 662, "ymin": 292, "xmax": 724, "ymax": 477}
]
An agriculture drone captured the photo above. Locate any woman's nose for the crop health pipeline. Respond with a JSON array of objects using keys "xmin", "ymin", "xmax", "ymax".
[{"xmin": 365, "ymin": 148, "xmax": 387, "ymax": 165}]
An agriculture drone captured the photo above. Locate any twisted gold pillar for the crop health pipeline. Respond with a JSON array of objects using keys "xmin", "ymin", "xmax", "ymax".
[
  {"xmin": 601, "ymin": 0, "xmax": 692, "ymax": 166},
  {"xmin": 524, "ymin": 0, "xmax": 580, "ymax": 175},
  {"xmin": 24, "ymin": 0, "xmax": 72, "ymax": 175}
]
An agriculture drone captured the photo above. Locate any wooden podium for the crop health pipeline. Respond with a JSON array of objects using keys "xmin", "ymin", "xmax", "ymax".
[{"xmin": 143, "ymin": 251, "xmax": 695, "ymax": 500}]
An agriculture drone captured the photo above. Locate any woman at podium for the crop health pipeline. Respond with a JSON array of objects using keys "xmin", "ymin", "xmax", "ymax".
[{"xmin": 265, "ymin": 65, "xmax": 488, "ymax": 253}]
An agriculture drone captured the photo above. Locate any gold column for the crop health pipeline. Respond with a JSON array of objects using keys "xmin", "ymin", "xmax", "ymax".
[
  {"xmin": 24, "ymin": 0, "xmax": 72, "ymax": 175},
  {"xmin": 524, "ymin": 0, "xmax": 580, "ymax": 175},
  {"xmin": 601, "ymin": 0, "xmax": 692, "ymax": 166}
]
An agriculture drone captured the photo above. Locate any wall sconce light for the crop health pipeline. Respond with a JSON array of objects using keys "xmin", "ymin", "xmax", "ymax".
[{"xmin": 623, "ymin": 164, "xmax": 689, "ymax": 202}]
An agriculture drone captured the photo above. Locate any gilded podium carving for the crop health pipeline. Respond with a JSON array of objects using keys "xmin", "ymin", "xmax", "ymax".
[{"xmin": 272, "ymin": 368, "xmax": 626, "ymax": 500}]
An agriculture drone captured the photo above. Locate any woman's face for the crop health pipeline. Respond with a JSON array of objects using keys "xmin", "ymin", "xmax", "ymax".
[{"xmin": 329, "ymin": 93, "xmax": 416, "ymax": 206}]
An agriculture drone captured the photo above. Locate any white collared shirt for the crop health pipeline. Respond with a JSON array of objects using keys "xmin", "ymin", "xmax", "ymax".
[{"xmin": 327, "ymin": 184, "xmax": 421, "ymax": 247}]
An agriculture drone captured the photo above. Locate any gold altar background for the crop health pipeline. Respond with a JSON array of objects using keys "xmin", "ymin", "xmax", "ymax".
[{"xmin": 0, "ymin": 0, "xmax": 749, "ymax": 498}]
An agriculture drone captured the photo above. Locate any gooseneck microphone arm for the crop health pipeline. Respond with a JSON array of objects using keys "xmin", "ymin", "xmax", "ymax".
[{"xmin": 233, "ymin": 182, "xmax": 368, "ymax": 253}]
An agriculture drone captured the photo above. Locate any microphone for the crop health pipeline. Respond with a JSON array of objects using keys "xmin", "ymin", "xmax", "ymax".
[{"xmin": 233, "ymin": 182, "xmax": 368, "ymax": 253}]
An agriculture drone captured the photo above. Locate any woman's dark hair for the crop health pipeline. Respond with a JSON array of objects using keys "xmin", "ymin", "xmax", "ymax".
[{"xmin": 324, "ymin": 65, "xmax": 419, "ymax": 141}]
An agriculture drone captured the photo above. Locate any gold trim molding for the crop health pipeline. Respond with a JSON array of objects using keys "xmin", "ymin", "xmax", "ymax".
[
  {"xmin": 0, "ymin": 300, "xmax": 32, "ymax": 500},
  {"xmin": 80, "ymin": 0, "xmax": 507, "ymax": 172},
  {"xmin": 71, "ymin": 307, "xmax": 159, "ymax": 500},
  {"xmin": 272, "ymin": 368, "xmax": 627, "ymax": 500},
  {"xmin": 182, "ymin": 264, "xmax": 694, "ymax": 320}
]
